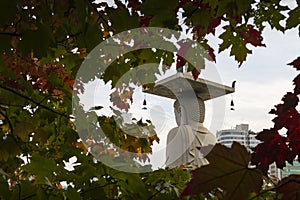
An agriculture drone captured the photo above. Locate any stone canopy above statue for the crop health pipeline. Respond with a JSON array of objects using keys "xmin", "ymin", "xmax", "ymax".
[
  {"xmin": 144, "ymin": 73, "xmax": 234, "ymax": 101},
  {"xmin": 143, "ymin": 72, "xmax": 235, "ymax": 168}
]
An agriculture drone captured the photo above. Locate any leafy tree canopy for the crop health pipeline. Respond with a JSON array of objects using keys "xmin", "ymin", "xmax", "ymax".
[{"xmin": 0, "ymin": 0, "xmax": 299, "ymax": 199}]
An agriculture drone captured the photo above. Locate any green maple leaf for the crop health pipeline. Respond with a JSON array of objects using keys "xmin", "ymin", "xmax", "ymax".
[
  {"xmin": 180, "ymin": 142, "xmax": 263, "ymax": 200},
  {"xmin": 286, "ymin": 6, "xmax": 300, "ymax": 30},
  {"xmin": 19, "ymin": 25, "xmax": 54, "ymax": 58},
  {"xmin": 106, "ymin": 4, "xmax": 139, "ymax": 33},
  {"xmin": 22, "ymin": 154, "xmax": 64, "ymax": 185},
  {"xmin": 219, "ymin": 26, "xmax": 252, "ymax": 66},
  {"xmin": 253, "ymin": 1, "xmax": 288, "ymax": 32}
]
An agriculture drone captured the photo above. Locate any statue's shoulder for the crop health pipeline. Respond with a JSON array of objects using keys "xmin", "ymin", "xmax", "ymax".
[
  {"xmin": 168, "ymin": 125, "xmax": 193, "ymax": 134},
  {"xmin": 168, "ymin": 126, "xmax": 179, "ymax": 134}
]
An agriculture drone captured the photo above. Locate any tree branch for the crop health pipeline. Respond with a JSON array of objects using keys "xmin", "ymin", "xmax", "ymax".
[
  {"xmin": 18, "ymin": 182, "xmax": 21, "ymax": 200},
  {"xmin": 0, "ymin": 108, "xmax": 26, "ymax": 152},
  {"xmin": 22, "ymin": 193, "xmax": 36, "ymax": 200},
  {"xmin": 57, "ymin": 31, "xmax": 83, "ymax": 44},
  {"xmin": 0, "ymin": 31, "xmax": 21, "ymax": 37},
  {"xmin": 0, "ymin": 84, "xmax": 73, "ymax": 119},
  {"xmin": 147, "ymin": 186, "xmax": 168, "ymax": 200},
  {"xmin": 80, "ymin": 182, "xmax": 116, "ymax": 195},
  {"xmin": 86, "ymin": 0, "xmax": 112, "ymax": 32}
]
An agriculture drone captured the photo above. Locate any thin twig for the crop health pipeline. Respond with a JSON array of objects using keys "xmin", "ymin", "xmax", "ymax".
[
  {"xmin": 22, "ymin": 193, "xmax": 36, "ymax": 200},
  {"xmin": 18, "ymin": 182, "xmax": 21, "ymax": 200},
  {"xmin": 80, "ymin": 182, "xmax": 116, "ymax": 195},
  {"xmin": 57, "ymin": 31, "xmax": 83, "ymax": 44},
  {"xmin": 147, "ymin": 186, "xmax": 168, "ymax": 200},
  {"xmin": 0, "ymin": 84, "xmax": 72, "ymax": 119},
  {"xmin": 0, "ymin": 31, "xmax": 21, "ymax": 37},
  {"xmin": 16, "ymin": 53, "xmax": 41, "ymax": 68},
  {"xmin": 0, "ymin": 109, "xmax": 26, "ymax": 152},
  {"xmin": 86, "ymin": 0, "xmax": 111, "ymax": 31}
]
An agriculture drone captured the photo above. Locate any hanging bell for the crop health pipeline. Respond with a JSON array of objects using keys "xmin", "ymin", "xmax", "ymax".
[
  {"xmin": 142, "ymin": 96, "xmax": 147, "ymax": 110},
  {"xmin": 230, "ymin": 99, "xmax": 235, "ymax": 110},
  {"xmin": 230, "ymin": 99, "xmax": 234, "ymax": 107}
]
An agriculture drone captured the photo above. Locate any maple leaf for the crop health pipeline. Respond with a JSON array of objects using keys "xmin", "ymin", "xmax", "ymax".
[
  {"xmin": 240, "ymin": 25, "xmax": 266, "ymax": 47},
  {"xmin": 191, "ymin": 68, "xmax": 200, "ymax": 80},
  {"xmin": 282, "ymin": 92, "xmax": 299, "ymax": 111},
  {"xmin": 251, "ymin": 129, "xmax": 290, "ymax": 173},
  {"xmin": 139, "ymin": 16, "xmax": 153, "ymax": 27},
  {"xmin": 286, "ymin": 123, "xmax": 300, "ymax": 161},
  {"xmin": 277, "ymin": 175, "xmax": 300, "ymax": 200},
  {"xmin": 219, "ymin": 25, "xmax": 253, "ymax": 66},
  {"xmin": 293, "ymin": 74, "xmax": 300, "ymax": 94},
  {"xmin": 288, "ymin": 57, "xmax": 300, "ymax": 70},
  {"xmin": 176, "ymin": 56, "xmax": 186, "ymax": 71},
  {"xmin": 206, "ymin": 17, "xmax": 221, "ymax": 35},
  {"xmin": 128, "ymin": 0, "xmax": 142, "ymax": 11},
  {"xmin": 176, "ymin": 40, "xmax": 190, "ymax": 71},
  {"xmin": 272, "ymin": 108, "xmax": 300, "ymax": 131},
  {"xmin": 269, "ymin": 93, "xmax": 299, "ymax": 131},
  {"xmin": 180, "ymin": 142, "xmax": 263, "ymax": 200},
  {"xmin": 207, "ymin": 46, "xmax": 216, "ymax": 62}
]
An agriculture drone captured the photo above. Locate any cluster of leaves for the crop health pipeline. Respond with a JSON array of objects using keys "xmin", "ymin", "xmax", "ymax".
[
  {"xmin": 85, "ymin": 110, "xmax": 160, "ymax": 163},
  {"xmin": 251, "ymin": 57, "xmax": 300, "ymax": 172},
  {"xmin": 0, "ymin": 0, "xmax": 299, "ymax": 199}
]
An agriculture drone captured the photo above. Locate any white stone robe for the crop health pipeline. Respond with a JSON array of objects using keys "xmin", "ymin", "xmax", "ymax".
[{"xmin": 165, "ymin": 124, "xmax": 216, "ymax": 168}]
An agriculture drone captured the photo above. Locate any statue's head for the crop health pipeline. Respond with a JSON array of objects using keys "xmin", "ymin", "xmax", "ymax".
[{"xmin": 174, "ymin": 95, "xmax": 205, "ymax": 126}]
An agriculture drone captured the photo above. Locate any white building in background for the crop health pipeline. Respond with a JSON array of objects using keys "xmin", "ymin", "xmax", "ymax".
[
  {"xmin": 216, "ymin": 124, "xmax": 258, "ymax": 150},
  {"xmin": 216, "ymin": 124, "xmax": 281, "ymax": 179}
]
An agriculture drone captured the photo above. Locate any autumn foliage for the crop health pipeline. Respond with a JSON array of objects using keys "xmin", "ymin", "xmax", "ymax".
[
  {"xmin": 251, "ymin": 58, "xmax": 300, "ymax": 173},
  {"xmin": 0, "ymin": 0, "xmax": 299, "ymax": 199}
]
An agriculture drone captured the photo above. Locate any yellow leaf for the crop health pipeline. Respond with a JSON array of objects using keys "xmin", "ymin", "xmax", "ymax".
[
  {"xmin": 103, "ymin": 31, "xmax": 110, "ymax": 37},
  {"xmin": 1, "ymin": 124, "xmax": 9, "ymax": 132},
  {"xmin": 72, "ymin": 141, "xmax": 88, "ymax": 154},
  {"xmin": 0, "ymin": 114, "xmax": 5, "ymax": 120}
]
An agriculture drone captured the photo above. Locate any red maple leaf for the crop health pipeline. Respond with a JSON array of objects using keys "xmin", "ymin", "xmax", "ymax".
[
  {"xmin": 207, "ymin": 17, "xmax": 221, "ymax": 35},
  {"xmin": 293, "ymin": 74, "xmax": 300, "ymax": 94},
  {"xmin": 192, "ymin": 68, "xmax": 200, "ymax": 80},
  {"xmin": 252, "ymin": 56, "xmax": 300, "ymax": 176},
  {"xmin": 269, "ymin": 93, "xmax": 299, "ymax": 130},
  {"xmin": 241, "ymin": 25, "xmax": 266, "ymax": 47},
  {"xmin": 272, "ymin": 108, "xmax": 300, "ymax": 130},
  {"xmin": 176, "ymin": 40, "xmax": 190, "ymax": 70},
  {"xmin": 251, "ymin": 130, "xmax": 289, "ymax": 173},
  {"xmin": 128, "ymin": 0, "xmax": 142, "ymax": 11},
  {"xmin": 208, "ymin": 47, "xmax": 216, "ymax": 62},
  {"xmin": 139, "ymin": 16, "xmax": 153, "ymax": 27},
  {"xmin": 176, "ymin": 56, "xmax": 186, "ymax": 70},
  {"xmin": 287, "ymin": 125, "xmax": 300, "ymax": 161},
  {"xmin": 288, "ymin": 57, "xmax": 300, "ymax": 70},
  {"xmin": 282, "ymin": 92, "xmax": 299, "ymax": 110}
]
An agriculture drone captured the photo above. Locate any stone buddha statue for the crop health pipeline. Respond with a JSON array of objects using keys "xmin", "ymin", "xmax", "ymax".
[{"xmin": 165, "ymin": 94, "xmax": 216, "ymax": 168}]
